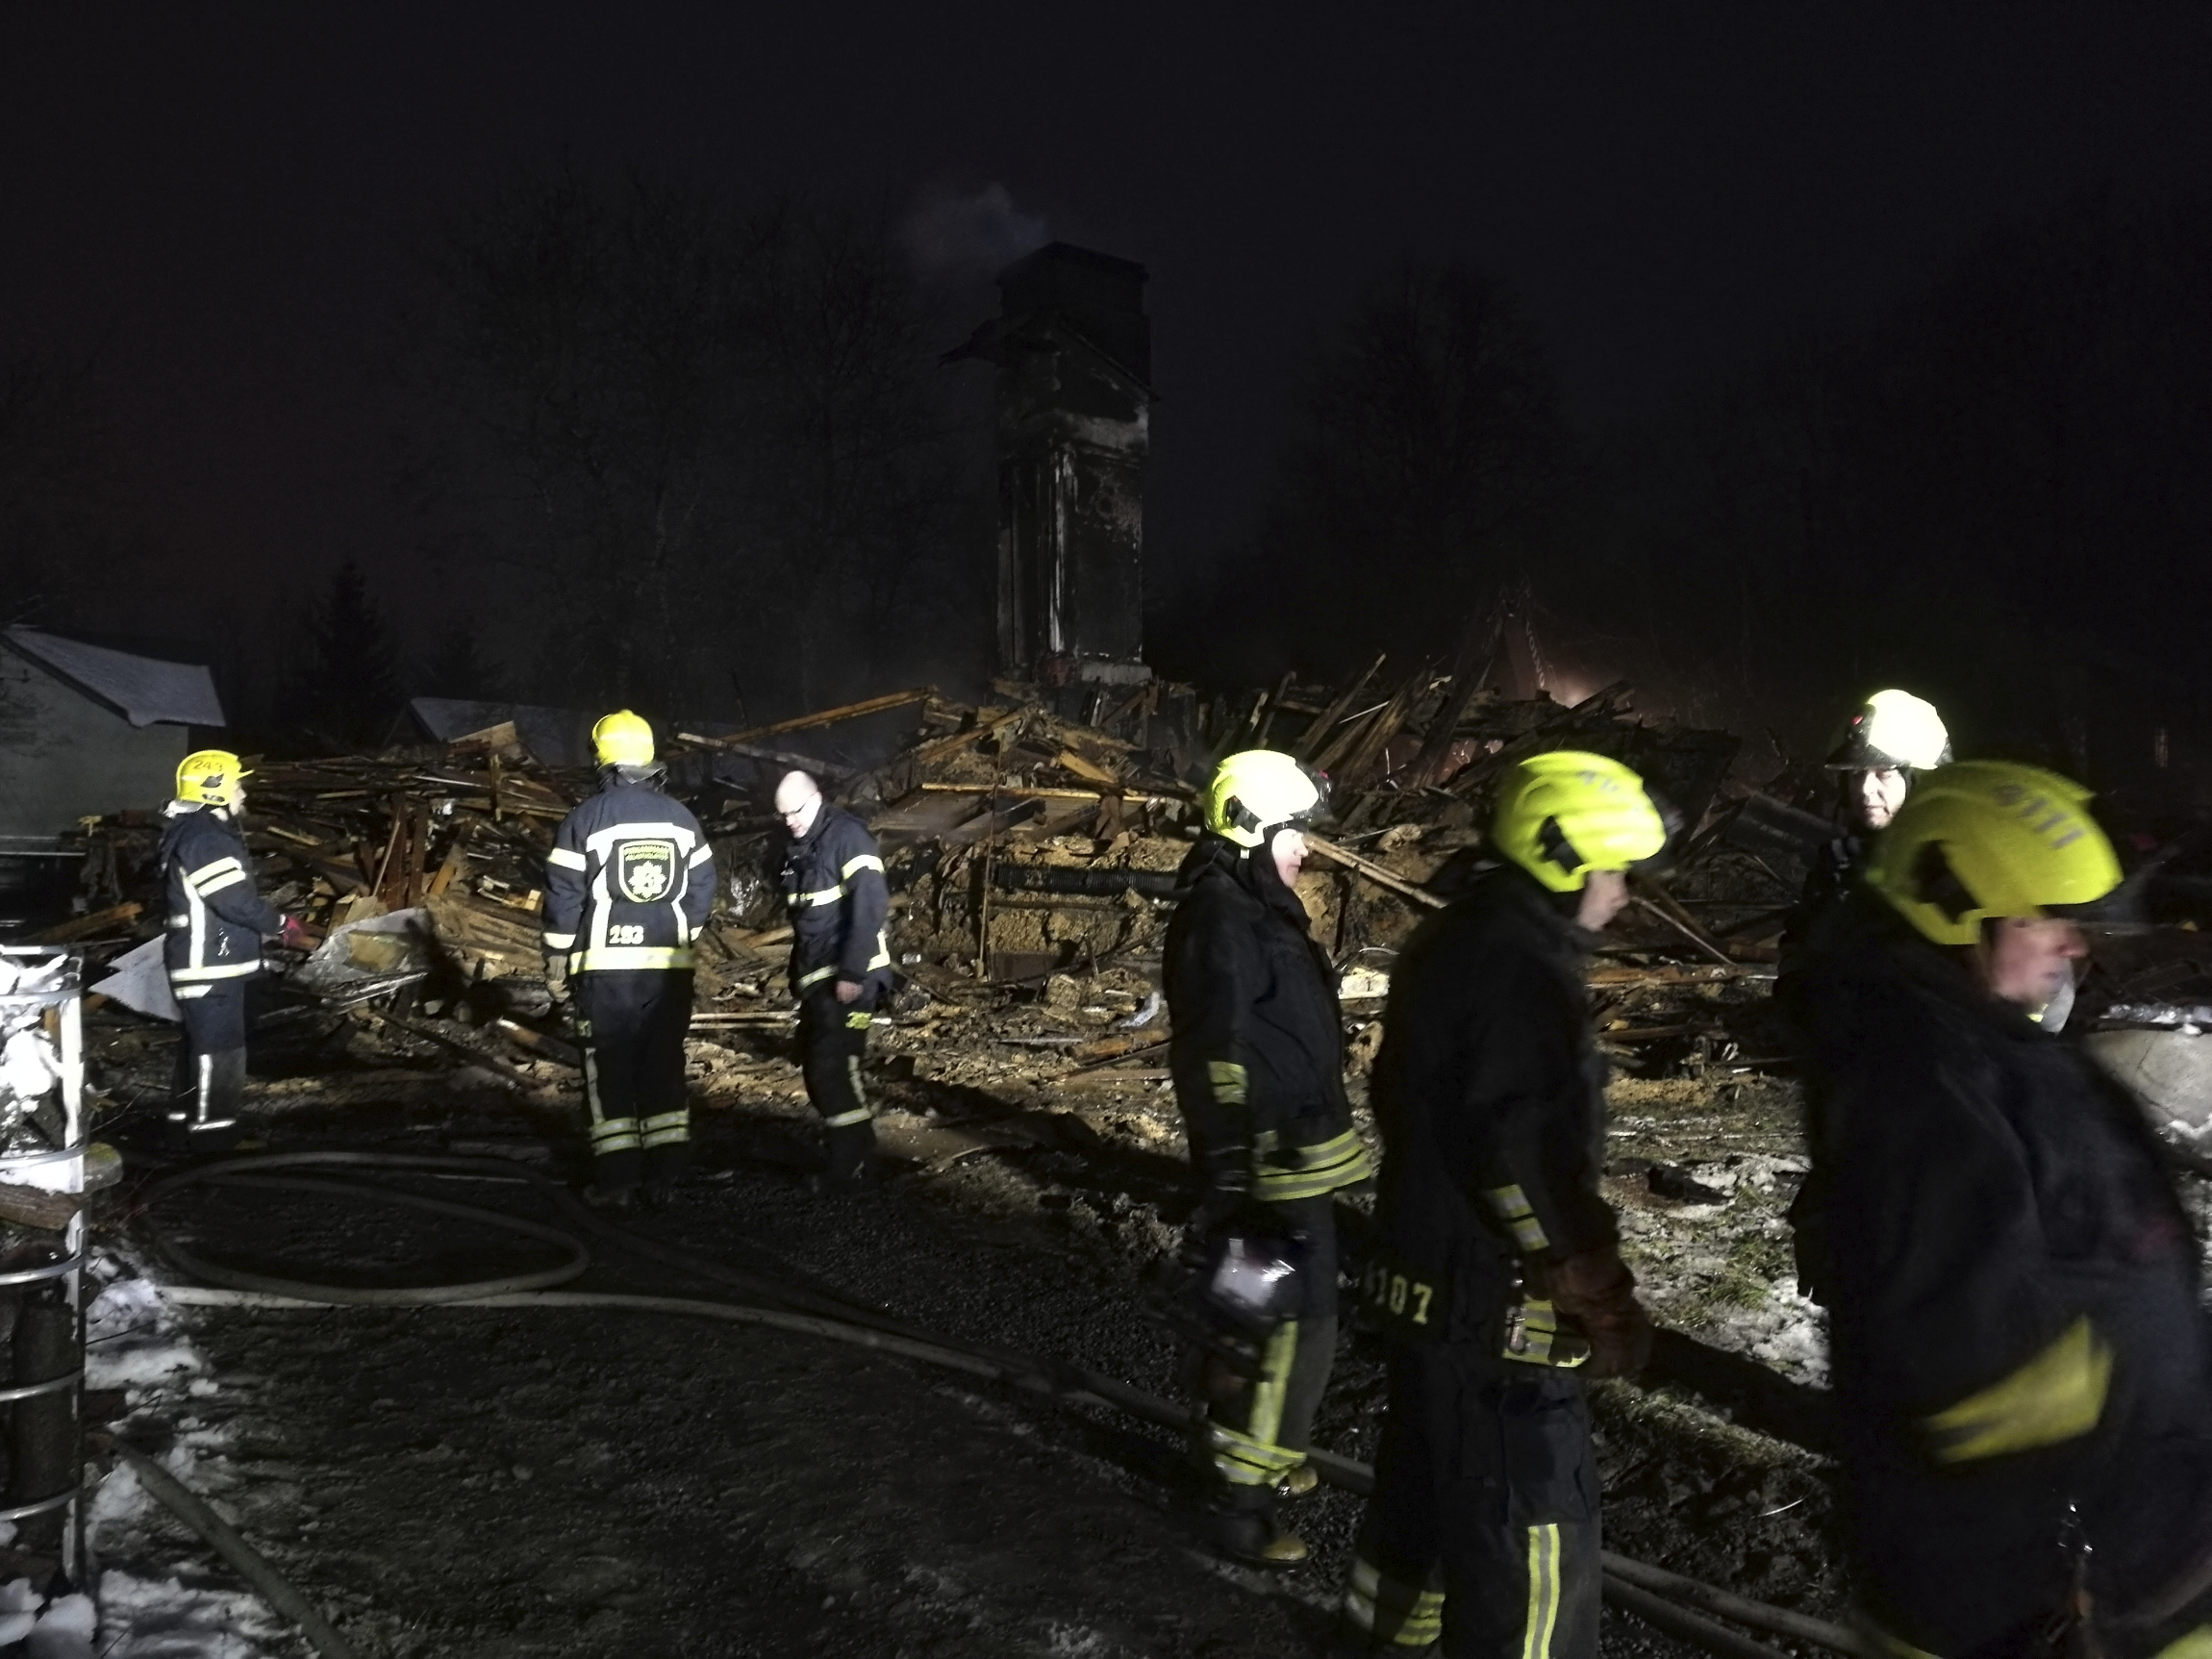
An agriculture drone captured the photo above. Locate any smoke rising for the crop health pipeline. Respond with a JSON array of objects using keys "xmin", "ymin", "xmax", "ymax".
[{"xmin": 902, "ymin": 183, "xmax": 1049, "ymax": 284}]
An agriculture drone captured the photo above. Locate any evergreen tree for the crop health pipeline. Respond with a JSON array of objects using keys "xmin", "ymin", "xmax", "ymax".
[{"xmin": 284, "ymin": 561, "xmax": 401, "ymax": 751}]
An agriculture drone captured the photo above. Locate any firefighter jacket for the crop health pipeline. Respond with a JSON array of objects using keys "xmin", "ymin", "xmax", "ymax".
[
  {"xmin": 1776, "ymin": 831, "xmax": 1862, "ymax": 986},
  {"xmin": 780, "ymin": 806, "xmax": 891, "ymax": 998},
  {"xmin": 541, "ymin": 779, "xmax": 716, "ymax": 975},
  {"xmin": 160, "ymin": 804, "xmax": 282, "ymax": 987},
  {"xmin": 1364, "ymin": 864, "xmax": 1618, "ymax": 1350},
  {"xmin": 1163, "ymin": 834, "xmax": 1372, "ymax": 1204},
  {"xmin": 1797, "ymin": 891, "xmax": 2212, "ymax": 1651}
]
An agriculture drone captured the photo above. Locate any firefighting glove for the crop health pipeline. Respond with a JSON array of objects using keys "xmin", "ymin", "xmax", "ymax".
[
  {"xmin": 1546, "ymin": 1244, "xmax": 1654, "ymax": 1380},
  {"xmin": 543, "ymin": 956, "xmax": 570, "ymax": 1004},
  {"xmin": 276, "ymin": 916, "xmax": 314, "ymax": 950}
]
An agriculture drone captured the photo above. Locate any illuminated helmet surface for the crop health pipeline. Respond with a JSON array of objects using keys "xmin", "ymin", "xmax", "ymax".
[
  {"xmin": 1492, "ymin": 750, "xmax": 1667, "ymax": 893},
  {"xmin": 176, "ymin": 749, "xmax": 249, "ymax": 808},
  {"xmin": 592, "ymin": 710, "xmax": 656, "ymax": 767},
  {"xmin": 1865, "ymin": 761, "xmax": 2121, "ymax": 947},
  {"xmin": 1204, "ymin": 750, "xmax": 1324, "ymax": 850},
  {"xmin": 1827, "ymin": 689, "xmax": 1951, "ymax": 772}
]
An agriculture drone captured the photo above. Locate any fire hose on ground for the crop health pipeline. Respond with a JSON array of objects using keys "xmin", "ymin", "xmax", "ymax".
[{"xmin": 127, "ymin": 1151, "xmax": 1863, "ymax": 1659}]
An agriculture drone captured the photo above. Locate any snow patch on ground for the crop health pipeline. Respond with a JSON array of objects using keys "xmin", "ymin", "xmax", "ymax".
[{"xmin": 82, "ymin": 1248, "xmax": 285, "ymax": 1659}]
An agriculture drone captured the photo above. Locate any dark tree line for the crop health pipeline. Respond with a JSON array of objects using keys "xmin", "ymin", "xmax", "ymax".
[
  {"xmin": 0, "ymin": 340, "xmax": 117, "ymax": 627},
  {"xmin": 1176, "ymin": 188, "xmax": 2212, "ymax": 802},
  {"xmin": 401, "ymin": 167, "xmax": 980, "ymax": 726}
]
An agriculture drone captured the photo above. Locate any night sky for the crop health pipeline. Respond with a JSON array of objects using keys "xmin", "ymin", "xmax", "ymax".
[{"xmin": 6, "ymin": 4, "xmax": 2210, "ymax": 648}]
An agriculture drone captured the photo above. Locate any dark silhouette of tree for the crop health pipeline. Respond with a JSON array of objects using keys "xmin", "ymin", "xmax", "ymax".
[
  {"xmin": 1592, "ymin": 187, "xmax": 2212, "ymax": 790},
  {"xmin": 416, "ymin": 620, "xmax": 503, "ymax": 703},
  {"xmin": 0, "ymin": 341, "xmax": 114, "ymax": 626},
  {"xmin": 405, "ymin": 166, "xmax": 970, "ymax": 720},
  {"xmin": 283, "ymin": 561, "xmax": 401, "ymax": 751},
  {"xmin": 1173, "ymin": 264, "xmax": 1573, "ymax": 686}
]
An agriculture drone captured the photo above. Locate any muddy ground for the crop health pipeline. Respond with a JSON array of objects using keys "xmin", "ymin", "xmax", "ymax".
[{"xmin": 77, "ymin": 979, "xmax": 1843, "ymax": 1659}]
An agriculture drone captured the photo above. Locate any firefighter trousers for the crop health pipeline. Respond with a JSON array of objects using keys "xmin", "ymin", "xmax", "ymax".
[
  {"xmin": 1340, "ymin": 1341, "xmax": 1601, "ymax": 1659},
  {"xmin": 573, "ymin": 968, "xmax": 693, "ymax": 1190},
  {"xmin": 799, "ymin": 987, "xmax": 876, "ymax": 1184},
  {"xmin": 1204, "ymin": 1193, "xmax": 1341, "ymax": 1494},
  {"xmin": 168, "ymin": 977, "xmax": 249, "ymax": 1152}
]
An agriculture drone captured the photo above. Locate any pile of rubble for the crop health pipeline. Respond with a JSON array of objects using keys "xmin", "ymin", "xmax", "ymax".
[{"xmin": 32, "ymin": 660, "xmax": 1831, "ymax": 1106}]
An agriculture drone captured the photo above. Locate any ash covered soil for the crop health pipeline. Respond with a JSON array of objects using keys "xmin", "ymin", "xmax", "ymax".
[{"xmin": 87, "ymin": 992, "xmax": 1842, "ymax": 1658}]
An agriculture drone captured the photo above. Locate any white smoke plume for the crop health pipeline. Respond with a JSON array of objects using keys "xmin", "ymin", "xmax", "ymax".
[{"xmin": 902, "ymin": 182, "xmax": 1049, "ymax": 285}]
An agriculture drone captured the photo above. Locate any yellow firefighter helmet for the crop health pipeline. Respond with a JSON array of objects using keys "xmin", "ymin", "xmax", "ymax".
[
  {"xmin": 1865, "ymin": 761, "xmax": 2122, "ymax": 947},
  {"xmin": 591, "ymin": 710, "xmax": 656, "ymax": 767},
  {"xmin": 175, "ymin": 749, "xmax": 249, "ymax": 809},
  {"xmin": 1492, "ymin": 751, "xmax": 1667, "ymax": 893}
]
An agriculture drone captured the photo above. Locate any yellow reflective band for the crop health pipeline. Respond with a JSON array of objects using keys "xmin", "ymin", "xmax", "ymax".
[
  {"xmin": 641, "ymin": 1119, "xmax": 690, "ymax": 1148},
  {"xmin": 541, "ymin": 931, "xmax": 577, "ymax": 949},
  {"xmin": 1502, "ymin": 1298, "xmax": 1588, "ymax": 1370},
  {"xmin": 193, "ymin": 867, "xmax": 249, "ymax": 896},
  {"xmin": 2150, "ymin": 1627, "xmax": 2212, "ymax": 1659},
  {"xmin": 169, "ymin": 961, "xmax": 261, "ymax": 982},
  {"xmin": 1343, "ymin": 1557, "xmax": 1445, "ymax": 1645},
  {"xmin": 841, "ymin": 853, "xmax": 884, "ymax": 880},
  {"xmin": 572, "ymin": 945, "xmax": 693, "ymax": 971},
  {"xmin": 1924, "ymin": 1315, "xmax": 2111, "ymax": 1463},
  {"xmin": 1872, "ymin": 1627, "xmax": 1946, "ymax": 1659},
  {"xmin": 187, "ymin": 856, "xmax": 243, "ymax": 885},
  {"xmin": 796, "ymin": 966, "xmax": 838, "ymax": 989},
  {"xmin": 1522, "ymin": 1524, "xmax": 1561, "ymax": 1659},
  {"xmin": 1485, "ymin": 1183, "xmax": 1549, "ymax": 1252},
  {"xmin": 792, "ymin": 885, "xmax": 845, "ymax": 907},
  {"xmin": 641, "ymin": 1112, "xmax": 689, "ymax": 1132},
  {"xmin": 546, "ymin": 846, "xmax": 588, "ymax": 870},
  {"xmin": 1256, "ymin": 1150, "xmax": 1375, "ymax": 1200},
  {"xmin": 1206, "ymin": 1060, "xmax": 1248, "ymax": 1106},
  {"xmin": 822, "ymin": 1106, "xmax": 873, "ymax": 1129},
  {"xmin": 688, "ymin": 843, "xmax": 714, "ymax": 867}
]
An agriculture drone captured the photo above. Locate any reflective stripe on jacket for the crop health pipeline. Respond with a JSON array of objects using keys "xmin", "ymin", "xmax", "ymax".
[
  {"xmin": 1369, "ymin": 864, "xmax": 1618, "ymax": 1346},
  {"xmin": 1163, "ymin": 834, "xmax": 1372, "ymax": 1200},
  {"xmin": 541, "ymin": 780, "xmax": 716, "ymax": 974},
  {"xmin": 1797, "ymin": 891, "xmax": 2212, "ymax": 1655},
  {"xmin": 160, "ymin": 805, "xmax": 280, "ymax": 985},
  {"xmin": 781, "ymin": 807, "xmax": 892, "ymax": 996}
]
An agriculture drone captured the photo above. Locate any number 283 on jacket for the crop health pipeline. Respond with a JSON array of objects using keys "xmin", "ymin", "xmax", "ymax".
[{"xmin": 541, "ymin": 781, "xmax": 716, "ymax": 973}]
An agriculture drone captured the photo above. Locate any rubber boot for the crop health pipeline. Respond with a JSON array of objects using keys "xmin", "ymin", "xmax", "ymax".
[
  {"xmin": 1202, "ymin": 1482, "xmax": 1307, "ymax": 1568},
  {"xmin": 812, "ymin": 1121, "xmax": 879, "ymax": 1194},
  {"xmin": 642, "ymin": 1139, "xmax": 693, "ymax": 1190},
  {"xmin": 170, "ymin": 1047, "xmax": 247, "ymax": 1155},
  {"xmin": 587, "ymin": 1146, "xmax": 643, "ymax": 1205}
]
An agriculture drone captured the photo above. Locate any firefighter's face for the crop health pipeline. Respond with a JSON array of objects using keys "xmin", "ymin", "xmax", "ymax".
[
  {"xmin": 1269, "ymin": 827, "xmax": 1306, "ymax": 887},
  {"xmin": 1979, "ymin": 915, "xmax": 2086, "ymax": 1011},
  {"xmin": 1575, "ymin": 868, "xmax": 1630, "ymax": 931},
  {"xmin": 1852, "ymin": 767, "xmax": 1908, "ymax": 830}
]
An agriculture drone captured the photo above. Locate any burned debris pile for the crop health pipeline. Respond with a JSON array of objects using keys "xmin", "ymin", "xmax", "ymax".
[{"xmin": 41, "ymin": 662, "xmax": 1827, "ymax": 1102}]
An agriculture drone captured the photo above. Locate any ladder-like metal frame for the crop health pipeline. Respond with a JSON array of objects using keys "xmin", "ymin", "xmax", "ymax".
[{"xmin": 0, "ymin": 945, "xmax": 86, "ymax": 1576}]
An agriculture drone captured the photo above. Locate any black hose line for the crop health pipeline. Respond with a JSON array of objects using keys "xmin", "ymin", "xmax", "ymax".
[
  {"xmin": 136, "ymin": 1151, "xmax": 1863, "ymax": 1659},
  {"xmin": 99, "ymin": 1435, "xmax": 364, "ymax": 1659}
]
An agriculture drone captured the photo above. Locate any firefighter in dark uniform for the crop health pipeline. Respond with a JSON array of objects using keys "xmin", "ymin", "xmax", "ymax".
[
  {"xmin": 1165, "ymin": 749, "xmax": 1374, "ymax": 1567},
  {"xmin": 541, "ymin": 712, "xmax": 716, "ymax": 1199},
  {"xmin": 774, "ymin": 769, "xmax": 892, "ymax": 1191},
  {"xmin": 1336, "ymin": 751, "xmax": 1664, "ymax": 1658},
  {"xmin": 1783, "ymin": 688, "xmax": 1951, "ymax": 967},
  {"xmin": 1795, "ymin": 762, "xmax": 2212, "ymax": 1659},
  {"xmin": 1780, "ymin": 689, "xmax": 1951, "ymax": 1303},
  {"xmin": 159, "ymin": 749, "xmax": 306, "ymax": 1151}
]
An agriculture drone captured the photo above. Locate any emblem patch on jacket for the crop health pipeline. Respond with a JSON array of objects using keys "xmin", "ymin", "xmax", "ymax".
[{"xmin": 616, "ymin": 841, "xmax": 679, "ymax": 903}]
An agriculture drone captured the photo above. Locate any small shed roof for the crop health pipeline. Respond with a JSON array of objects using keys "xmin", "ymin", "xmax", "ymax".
[
  {"xmin": 408, "ymin": 698, "xmax": 596, "ymax": 768},
  {"xmin": 1, "ymin": 628, "xmax": 226, "ymax": 727}
]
